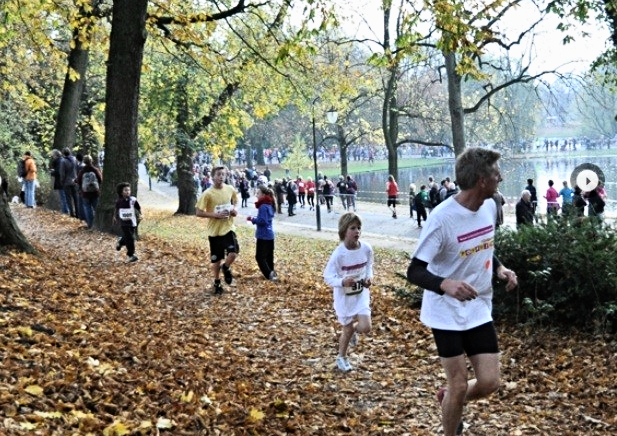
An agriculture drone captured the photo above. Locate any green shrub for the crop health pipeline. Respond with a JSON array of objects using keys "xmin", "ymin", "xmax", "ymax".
[{"xmin": 494, "ymin": 220, "xmax": 617, "ymax": 333}]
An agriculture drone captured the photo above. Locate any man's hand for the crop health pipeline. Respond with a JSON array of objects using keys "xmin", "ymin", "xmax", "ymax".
[
  {"xmin": 497, "ymin": 267, "xmax": 518, "ymax": 291},
  {"xmin": 440, "ymin": 278, "xmax": 478, "ymax": 301}
]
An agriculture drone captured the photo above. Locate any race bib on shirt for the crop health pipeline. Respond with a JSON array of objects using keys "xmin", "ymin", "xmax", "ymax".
[
  {"xmin": 215, "ymin": 204, "xmax": 232, "ymax": 214},
  {"xmin": 119, "ymin": 208, "xmax": 135, "ymax": 221}
]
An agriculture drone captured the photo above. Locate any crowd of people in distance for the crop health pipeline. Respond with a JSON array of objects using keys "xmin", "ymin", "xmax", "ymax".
[{"xmin": 515, "ymin": 178, "xmax": 607, "ymax": 228}]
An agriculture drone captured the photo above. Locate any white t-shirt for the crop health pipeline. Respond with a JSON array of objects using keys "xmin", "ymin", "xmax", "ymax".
[
  {"xmin": 324, "ymin": 241, "xmax": 374, "ymax": 325},
  {"xmin": 413, "ymin": 197, "xmax": 497, "ymax": 331}
]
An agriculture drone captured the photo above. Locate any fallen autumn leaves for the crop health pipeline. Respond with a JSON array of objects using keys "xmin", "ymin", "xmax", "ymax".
[{"xmin": 1, "ymin": 205, "xmax": 615, "ymax": 435}]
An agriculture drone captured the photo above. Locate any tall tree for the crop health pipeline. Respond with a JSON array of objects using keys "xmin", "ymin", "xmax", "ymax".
[
  {"xmin": 95, "ymin": 0, "xmax": 148, "ymax": 232},
  {"xmin": 52, "ymin": 0, "xmax": 107, "ymax": 156}
]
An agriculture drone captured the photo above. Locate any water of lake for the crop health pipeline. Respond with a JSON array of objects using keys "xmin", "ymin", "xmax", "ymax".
[{"xmin": 352, "ymin": 154, "xmax": 617, "ymax": 212}]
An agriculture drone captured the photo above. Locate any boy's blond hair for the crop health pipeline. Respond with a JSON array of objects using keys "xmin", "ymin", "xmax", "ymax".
[{"xmin": 338, "ymin": 212, "xmax": 362, "ymax": 241}]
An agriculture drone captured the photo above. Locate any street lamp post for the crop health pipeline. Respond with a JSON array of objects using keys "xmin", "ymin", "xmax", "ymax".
[{"xmin": 312, "ymin": 99, "xmax": 338, "ymax": 231}]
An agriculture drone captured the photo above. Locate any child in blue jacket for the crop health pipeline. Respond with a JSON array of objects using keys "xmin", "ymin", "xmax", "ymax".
[{"xmin": 247, "ymin": 185, "xmax": 277, "ymax": 280}]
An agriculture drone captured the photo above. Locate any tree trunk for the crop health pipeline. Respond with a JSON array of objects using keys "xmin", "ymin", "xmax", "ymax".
[
  {"xmin": 95, "ymin": 0, "xmax": 148, "ymax": 233},
  {"xmin": 445, "ymin": 52, "xmax": 466, "ymax": 157},
  {"xmin": 52, "ymin": 27, "xmax": 90, "ymax": 154},
  {"xmin": 383, "ymin": 63, "xmax": 400, "ymax": 180},
  {"xmin": 175, "ymin": 78, "xmax": 197, "ymax": 215},
  {"xmin": 175, "ymin": 134, "xmax": 196, "ymax": 215},
  {"xmin": 0, "ymin": 165, "xmax": 37, "ymax": 254}
]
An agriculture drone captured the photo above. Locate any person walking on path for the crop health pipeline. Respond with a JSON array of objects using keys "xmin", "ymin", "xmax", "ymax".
[
  {"xmin": 196, "ymin": 166, "xmax": 239, "ymax": 295},
  {"xmin": 21, "ymin": 151, "xmax": 37, "ymax": 208},
  {"xmin": 413, "ymin": 184, "xmax": 429, "ymax": 228},
  {"xmin": 322, "ymin": 175, "xmax": 334, "ymax": 213},
  {"xmin": 113, "ymin": 182, "xmax": 141, "ymax": 263},
  {"xmin": 324, "ymin": 212, "xmax": 373, "ymax": 373},
  {"xmin": 75, "ymin": 155, "xmax": 103, "ymax": 229},
  {"xmin": 306, "ymin": 177, "xmax": 316, "ymax": 211},
  {"xmin": 386, "ymin": 174, "xmax": 399, "ymax": 218},
  {"xmin": 406, "ymin": 148, "xmax": 518, "ymax": 436},
  {"xmin": 247, "ymin": 185, "xmax": 277, "ymax": 281}
]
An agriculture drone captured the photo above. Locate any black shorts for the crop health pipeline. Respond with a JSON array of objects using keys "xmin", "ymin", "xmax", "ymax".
[
  {"xmin": 208, "ymin": 231, "xmax": 239, "ymax": 263},
  {"xmin": 387, "ymin": 196, "xmax": 398, "ymax": 206},
  {"xmin": 432, "ymin": 321, "xmax": 499, "ymax": 358}
]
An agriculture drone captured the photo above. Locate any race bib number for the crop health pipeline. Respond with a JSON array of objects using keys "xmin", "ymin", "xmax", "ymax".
[
  {"xmin": 119, "ymin": 208, "xmax": 135, "ymax": 221},
  {"xmin": 215, "ymin": 204, "xmax": 232, "ymax": 214}
]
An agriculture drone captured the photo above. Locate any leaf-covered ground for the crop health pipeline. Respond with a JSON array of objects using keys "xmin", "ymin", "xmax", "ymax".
[{"xmin": 1, "ymin": 205, "xmax": 616, "ymax": 435}]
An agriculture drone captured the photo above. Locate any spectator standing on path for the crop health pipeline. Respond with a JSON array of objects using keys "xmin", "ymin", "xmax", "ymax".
[
  {"xmin": 386, "ymin": 174, "xmax": 399, "ymax": 219},
  {"xmin": 406, "ymin": 147, "xmax": 518, "ymax": 436},
  {"xmin": 525, "ymin": 178, "xmax": 538, "ymax": 218},
  {"xmin": 75, "ymin": 155, "xmax": 103, "ymax": 229},
  {"xmin": 196, "ymin": 166, "xmax": 239, "ymax": 295},
  {"xmin": 286, "ymin": 178, "xmax": 298, "ymax": 216},
  {"xmin": 238, "ymin": 175, "xmax": 250, "ymax": 208},
  {"xmin": 21, "ymin": 151, "xmax": 37, "ymax": 208},
  {"xmin": 515, "ymin": 189, "xmax": 534, "ymax": 228},
  {"xmin": 50, "ymin": 149, "xmax": 69, "ymax": 214},
  {"xmin": 492, "ymin": 189, "xmax": 506, "ymax": 228},
  {"xmin": 324, "ymin": 212, "xmax": 373, "ymax": 373},
  {"xmin": 113, "ymin": 182, "xmax": 141, "ymax": 263},
  {"xmin": 247, "ymin": 185, "xmax": 278, "ymax": 281},
  {"xmin": 263, "ymin": 166, "xmax": 271, "ymax": 182},
  {"xmin": 409, "ymin": 183, "xmax": 416, "ymax": 219},
  {"xmin": 75, "ymin": 153, "xmax": 86, "ymax": 220},
  {"xmin": 572, "ymin": 185, "xmax": 587, "ymax": 220},
  {"xmin": 274, "ymin": 179, "xmax": 285, "ymax": 214},
  {"xmin": 586, "ymin": 187, "xmax": 606, "ymax": 222},
  {"xmin": 414, "ymin": 184, "xmax": 429, "ymax": 228},
  {"xmin": 559, "ymin": 180, "xmax": 574, "ymax": 218},
  {"xmin": 544, "ymin": 179, "xmax": 560, "ymax": 218},
  {"xmin": 59, "ymin": 148, "xmax": 80, "ymax": 218}
]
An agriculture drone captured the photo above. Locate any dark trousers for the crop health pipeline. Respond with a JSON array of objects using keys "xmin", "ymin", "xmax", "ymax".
[
  {"xmin": 307, "ymin": 193, "xmax": 315, "ymax": 207},
  {"xmin": 416, "ymin": 206, "xmax": 427, "ymax": 226},
  {"xmin": 324, "ymin": 195, "xmax": 333, "ymax": 211},
  {"xmin": 256, "ymin": 239, "xmax": 274, "ymax": 279},
  {"xmin": 63, "ymin": 185, "xmax": 79, "ymax": 218},
  {"xmin": 120, "ymin": 226, "xmax": 136, "ymax": 257},
  {"xmin": 298, "ymin": 192, "xmax": 305, "ymax": 206}
]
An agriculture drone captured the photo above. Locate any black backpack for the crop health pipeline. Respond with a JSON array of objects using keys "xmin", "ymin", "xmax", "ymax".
[
  {"xmin": 429, "ymin": 184, "xmax": 440, "ymax": 206},
  {"xmin": 17, "ymin": 160, "xmax": 27, "ymax": 178}
]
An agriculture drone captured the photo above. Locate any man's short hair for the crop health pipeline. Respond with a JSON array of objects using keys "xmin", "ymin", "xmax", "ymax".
[{"xmin": 455, "ymin": 147, "xmax": 501, "ymax": 190}]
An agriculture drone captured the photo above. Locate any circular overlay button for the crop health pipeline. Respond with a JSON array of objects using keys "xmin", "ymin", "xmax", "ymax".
[{"xmin": 570, "ymin": 163, "xmax": 605, "ymax": 192}]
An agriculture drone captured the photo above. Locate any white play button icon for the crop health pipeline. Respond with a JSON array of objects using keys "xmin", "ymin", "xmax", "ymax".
[
  {"xmin": 570, "ymin": 163, "xmax": 604, "ymax": 193},
  {"xmin": 576, "ymin": 169, "xmax": 599, "ymax": 192}
]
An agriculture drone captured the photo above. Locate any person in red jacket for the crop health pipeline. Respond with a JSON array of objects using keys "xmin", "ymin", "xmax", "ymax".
[
  {"xmin": 306, "ymin": 177, "xmax": 316, "ymax": 211},
  {"xmin": 386, "ymin": 174, "xmax": 399, "ymax": 218}
]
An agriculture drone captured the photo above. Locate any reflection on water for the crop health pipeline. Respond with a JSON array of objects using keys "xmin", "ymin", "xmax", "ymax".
[{"xmin": 352, "ymin": 155, "xmax": 617, "ymax": 212}]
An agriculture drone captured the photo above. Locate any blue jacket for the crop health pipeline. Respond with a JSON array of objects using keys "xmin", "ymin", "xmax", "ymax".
[{"xmin": 251, "ymin": 203, "xmax": 275, "ymax": 240}]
